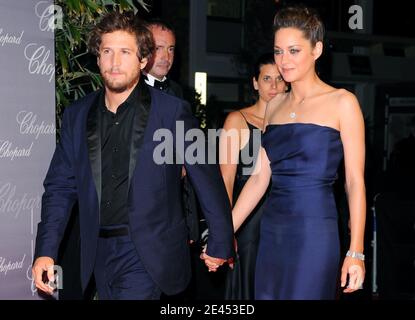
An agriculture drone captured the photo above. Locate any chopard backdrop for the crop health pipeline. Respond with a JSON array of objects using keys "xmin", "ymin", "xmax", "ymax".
[{"xmin": 0, "ymin": 0, "xmax": 56, "ymax": 299}]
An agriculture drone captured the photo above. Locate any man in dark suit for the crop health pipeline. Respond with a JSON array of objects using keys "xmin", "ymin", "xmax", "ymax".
[
  {"xmin": 143, "ymin": 19, "xmax": 199, "ymax": 246},
  {"xmin": 32, "ymin": 12, "xmax": 234, "ymax": 300},
  {"xmin": 142, "ymin": 19, "xmax": 183, "ymax": 98}
]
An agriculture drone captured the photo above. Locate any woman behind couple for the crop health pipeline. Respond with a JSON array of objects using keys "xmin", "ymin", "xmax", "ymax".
[
  {"xmin": 219, "ymin": 53, "xmax": 288, "ymax": 299},
  {"xmin": 229, "ymin": 5, "xmax": 366, "ymax": 300}
]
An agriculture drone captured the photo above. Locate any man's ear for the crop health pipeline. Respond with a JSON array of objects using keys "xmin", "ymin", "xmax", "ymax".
[
  {"xmin": 313, "ymin": 41, "xmax": 323, "ymax": 60},
  {"xmin": 140, "ymin": 57, "xmax": 148, "ymax": 70}
]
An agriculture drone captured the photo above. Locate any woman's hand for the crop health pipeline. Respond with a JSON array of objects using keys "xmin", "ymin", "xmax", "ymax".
[{"xmin": 341, "ymin": 256, "xmax": 365, "ymax": 293}]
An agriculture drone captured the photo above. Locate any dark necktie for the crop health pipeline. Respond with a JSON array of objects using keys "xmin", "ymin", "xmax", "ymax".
[{"xmin": 153, "ymin": 79, "xmax": 169, "ymax": 91}]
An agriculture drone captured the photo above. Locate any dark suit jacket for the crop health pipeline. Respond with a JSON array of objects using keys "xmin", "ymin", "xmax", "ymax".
[
  {"xmin": 34, "ymin": 82, "xmax": 234, "ymax": 295},
  {"xmin": 146, "ymin": 78, "xmax": 200, "ymax": 243},
  {"xmin": 165, "ymin": 79, "xmax": 183, "ymax": 99}
]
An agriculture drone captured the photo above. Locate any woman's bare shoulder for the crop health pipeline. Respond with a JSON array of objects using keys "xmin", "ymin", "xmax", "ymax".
[
  {"xmin": 223, "ymin": 110, "xmax": 247, "ymax": 130},
  {"xmin": 335, "ymin": 88, "xmax": 360, "ymax": 110}
]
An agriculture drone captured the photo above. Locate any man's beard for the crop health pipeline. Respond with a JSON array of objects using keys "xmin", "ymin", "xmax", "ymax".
[{"xmin": 102, "ymin": 71, "xmax": 139, "ymax": 93}]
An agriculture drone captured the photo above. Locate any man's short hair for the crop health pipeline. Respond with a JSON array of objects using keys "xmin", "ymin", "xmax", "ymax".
[
  {"xmin": 88, "ymin": 11, "xmax": 154, "ymax": 61},
  {"xmin": 147, "ymin": 18, "xmax": 175, "ymax": 37}
]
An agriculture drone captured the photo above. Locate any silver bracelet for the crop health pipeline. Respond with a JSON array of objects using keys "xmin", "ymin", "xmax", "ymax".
[{"xmin": 346, "ymin": 250, "xmax": 365, "ymax": 261}]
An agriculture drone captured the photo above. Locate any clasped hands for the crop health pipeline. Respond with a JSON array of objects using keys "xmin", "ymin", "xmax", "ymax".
[{"xmin": 200, "ymin": 245, "xmax": 234, "ymax": 272}]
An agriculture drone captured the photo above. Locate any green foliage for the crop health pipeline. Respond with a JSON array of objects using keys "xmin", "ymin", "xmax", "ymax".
[
  {"xmin": 55, "ymin": 0, "xmax": 149, "ymax": 128},
  {"xmin": 179, "ymin": 85, "xmax": 203, "ymax": 129}
]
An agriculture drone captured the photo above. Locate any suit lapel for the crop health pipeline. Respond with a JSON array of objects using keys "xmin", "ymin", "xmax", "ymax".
[
  {"xmin": 86, "ymin": 91, "xmax": 103, "ymax": 204},
  {"xmin": 128, "ymin": 81, "xmax": 152, "ymax": 190}
]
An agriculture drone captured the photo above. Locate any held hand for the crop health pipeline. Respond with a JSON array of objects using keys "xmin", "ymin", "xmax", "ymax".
[
  {"xmin": 32, "ymin": 256, "xmax": 55, "ymax": 295},
  {"xmin": 200, "ymin": 253, "xmax": 226, "ymax": 272},
  {"xmin": 199, "ymin": 246, "xmax": 227, "ymax": 272},
  {"xmin": 341, "ymin": 256, "xmax": 365, "ymax": 293}
]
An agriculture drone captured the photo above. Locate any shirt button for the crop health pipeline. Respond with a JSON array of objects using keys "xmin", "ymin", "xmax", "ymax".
[
  {"xmin": 114, "ymin": 121, "xmax": 119, "ymax": 125},
  {"xmin": 113, "ymin": 147, "xmax": 118, "ymax": 153},
  {"xmin": 105, "ymin": 201, "xmax": 111, "ymax": 208}
]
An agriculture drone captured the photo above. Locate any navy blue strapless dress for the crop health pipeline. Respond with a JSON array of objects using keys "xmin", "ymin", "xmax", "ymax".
[{"xmin": 256, "ymin": 123, "xmax": 344, "ymax": 300}]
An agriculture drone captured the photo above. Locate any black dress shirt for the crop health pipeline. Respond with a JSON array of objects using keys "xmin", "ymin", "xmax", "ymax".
[{"xmin": 99, "ymin": 83, "xmax": 140, "ymax": 226}]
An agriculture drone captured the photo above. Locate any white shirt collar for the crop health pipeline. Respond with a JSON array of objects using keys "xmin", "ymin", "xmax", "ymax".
[{"xmin": 143, "ymin": 72, "xmax": 167, "ymax": 87}]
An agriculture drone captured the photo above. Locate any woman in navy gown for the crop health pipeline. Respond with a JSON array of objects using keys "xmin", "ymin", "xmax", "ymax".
[
  {"xmin": 231, "ymin": 5, "xmax": 366, "ymax": 300},
  {"xmin": 219, "ymin": 53, "xmax": 287, "ymax": 299}
]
